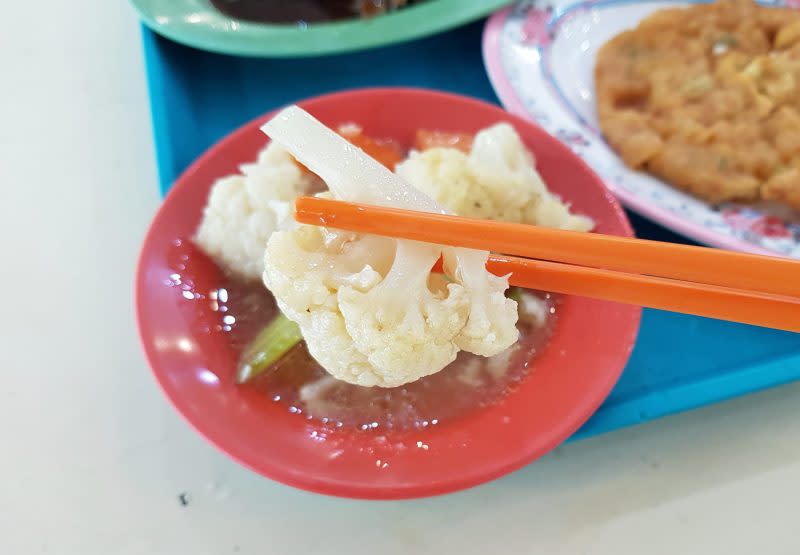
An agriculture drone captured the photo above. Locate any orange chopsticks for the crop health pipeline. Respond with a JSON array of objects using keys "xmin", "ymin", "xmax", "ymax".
[
  {"xmin": 484, "ymin": 255, "xmax": 800, "ymax": 333},
  {"xmin": 294, "ymin": 196, "xmax": 800, "ymax": 333},
  {"xmin": 296, "ymin": 196, "xmax": 800, "ymax": 296}
]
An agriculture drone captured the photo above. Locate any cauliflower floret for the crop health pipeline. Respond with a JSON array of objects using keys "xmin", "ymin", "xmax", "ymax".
[
  {"xmin": 261, "ymin": 106, "xmax": 518, "ymax": 387},
  {"xmin": 444, "ymin": 248, "xmax": 518, "ymax": 356},
  {"xmin": 264, "ymin": 226, "xmax": 469, "ymax": 387},
  {"xmin": 397, "ymin": 123, "xmax": 594, "ymax": 334},
  {"xmin": 263, "ymin": 226, "xmax": 393, "ymax": 385},
  {"xmin": 396, "ymin": 122, "xmax": 593, "ymax": 231},
  {"xmin": 195, "ymin": 141, "xmax": 316, "ymax": 280}
]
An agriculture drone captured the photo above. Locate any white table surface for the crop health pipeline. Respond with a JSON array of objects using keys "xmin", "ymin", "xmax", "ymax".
[{"xmin": 3, "ymin": 2, "xmax": 800, "ymax": 553}]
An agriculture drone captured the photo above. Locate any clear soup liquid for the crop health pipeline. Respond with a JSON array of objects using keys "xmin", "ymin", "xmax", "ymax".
[{"xmin": 169, "ymin": 239, "xmax": 556, "ymax": 432}]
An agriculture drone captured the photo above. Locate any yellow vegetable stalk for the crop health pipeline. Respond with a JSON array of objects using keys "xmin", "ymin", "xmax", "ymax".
[{"xmin": 236, "ymin": 314, "xmax": 303, "ymax": 383}]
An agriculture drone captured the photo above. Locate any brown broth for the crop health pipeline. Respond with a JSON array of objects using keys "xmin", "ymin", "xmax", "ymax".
[
  {"xmin": 169, "ymin": 239, "xmax": 557, "ymax": 432},
  {"xmin": 253, "ymin": 316, "xmax": 555, "ymax": 431},
  {"xmin": 210, "ymin": 0, "xmax": 422, "ymax": 25}
]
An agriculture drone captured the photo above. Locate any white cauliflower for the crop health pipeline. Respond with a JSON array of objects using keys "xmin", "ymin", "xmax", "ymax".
[
  {"xmin": 265, "ymin": 231, "xmax": 470, "ymax": 386},
  {"xmin": 195, "ymin": 141, "xmax": 317, "ymax": 280},
  {"xmin": 261, "ymin": 106, "xmax": 518, "ymax": 387},
  {"xmin": 396, "ymin": 122, "xmax": 593, "ymax": 231},
  {"xmin": 397, "ymin": 122, "xmax": 594, "ymax": 332},
  {"xmin": 443, "ymin": 248, "xmax": 519, "ymax": 356}
]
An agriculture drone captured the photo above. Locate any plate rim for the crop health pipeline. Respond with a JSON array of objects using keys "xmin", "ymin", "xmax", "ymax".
[
  {"xmin": 482, "ymin": 3, "xmax": 784, "ymax": 256},
  {"xmin": 130, "ymin": 0, "xmax": 513, "ymax": 58}
]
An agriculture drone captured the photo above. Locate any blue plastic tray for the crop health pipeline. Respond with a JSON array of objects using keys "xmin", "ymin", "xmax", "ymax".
[{"xmin": 141, "ymin": 23, "xmax": 800, "ymax": 439}]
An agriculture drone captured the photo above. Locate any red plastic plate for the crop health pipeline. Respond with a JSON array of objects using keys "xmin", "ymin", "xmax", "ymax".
[{"xmin": 136, "ymin": 88, "xmax": 640, "ymax": 499}]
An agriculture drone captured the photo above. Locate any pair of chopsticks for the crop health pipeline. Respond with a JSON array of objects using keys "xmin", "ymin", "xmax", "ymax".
[{"xmin": 294, "ymin": 196, "xmax": 800, "ymax": 333}]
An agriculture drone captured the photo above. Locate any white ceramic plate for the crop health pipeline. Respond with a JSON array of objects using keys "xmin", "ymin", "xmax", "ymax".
[{"xmin": 483, "ymin": 0, "xmax": 800, "ymax": 256}]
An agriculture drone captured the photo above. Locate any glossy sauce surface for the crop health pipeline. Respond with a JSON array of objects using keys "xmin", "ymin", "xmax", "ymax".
[{"xmin": 210, "ymin": 0, "xmax": 420, "ymax": 24}]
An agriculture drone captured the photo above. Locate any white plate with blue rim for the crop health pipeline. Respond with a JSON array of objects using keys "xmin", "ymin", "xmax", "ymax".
[{"xmin": 483, "ymin": 0, "xmax": 800, "ymax": 256}]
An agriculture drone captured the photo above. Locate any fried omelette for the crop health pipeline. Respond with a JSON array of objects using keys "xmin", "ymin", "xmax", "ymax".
[{"xmin": 595, "ymin": 0, "xmax": 800, "ymax": 209}]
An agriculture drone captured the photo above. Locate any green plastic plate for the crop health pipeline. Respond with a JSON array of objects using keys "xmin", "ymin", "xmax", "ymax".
[{"xmin": 130, "ymin": 0, "xmax": 512, "ymax": 57}]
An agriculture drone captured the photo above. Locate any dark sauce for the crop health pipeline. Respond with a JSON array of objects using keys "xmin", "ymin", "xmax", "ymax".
[
  {"xmin": 168, "ymin": 239, "xmax": 557, "ymax": 432},
  {"xmin": 210, "ymin": 0, "xmax": 421, "ymax": 25}
]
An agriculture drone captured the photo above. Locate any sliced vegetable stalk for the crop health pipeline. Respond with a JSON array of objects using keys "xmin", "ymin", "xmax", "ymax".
[{"xmin": 236, "ymin": 313, "xmax": 303, "ymax": 383}]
